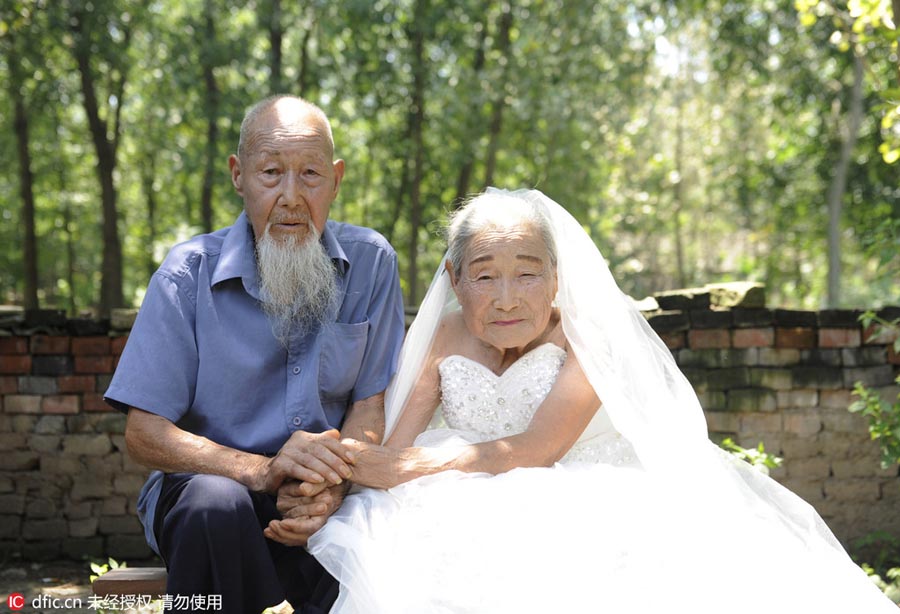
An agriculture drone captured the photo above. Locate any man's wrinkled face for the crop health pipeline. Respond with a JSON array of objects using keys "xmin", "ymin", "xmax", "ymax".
[{"xmin": 229, "ymin": 101, "xmax": 344, "ymax": 244}]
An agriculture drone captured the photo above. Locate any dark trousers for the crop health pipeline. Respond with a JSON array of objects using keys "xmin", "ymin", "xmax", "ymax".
[{"xmin": 155, "ymin": 473, "xmax": 338, "ymax": 614}]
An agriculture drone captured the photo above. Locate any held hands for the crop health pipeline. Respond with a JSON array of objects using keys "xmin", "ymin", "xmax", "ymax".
[
  {"xmin": 264, "ymin": 480, "xmax": 348, "ymax": 546},
  {"xmin": 254, "ymin": 429, "xmax": 355, "ymax": 495},
  {"xmin": 263, "ymin": 433, "xmax": 359, "ymax": 547},
  {"xmin": 265, "ymin": 437, "xmax": 407, "ymax": 546}
]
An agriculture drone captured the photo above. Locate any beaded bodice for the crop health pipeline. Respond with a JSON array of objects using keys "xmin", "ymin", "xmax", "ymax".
[{"xmin": 438, "ymin": 343, "xmax": 636, "ymax": 465}]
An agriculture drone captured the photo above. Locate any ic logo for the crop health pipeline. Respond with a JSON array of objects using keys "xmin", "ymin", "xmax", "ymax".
[{"xmin": 7, "ymin": 593, "xmax": 25, "ymax": 610}]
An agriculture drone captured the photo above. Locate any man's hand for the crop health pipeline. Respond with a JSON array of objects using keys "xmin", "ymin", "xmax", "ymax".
[
  {"xmin": 265, "ymin": 481, "xmax": 349, "ymax": 546},
  {"xmin": 253, "ymin": 429, "xmax": 355, "ymax": 494},
  {"xmin": 263, "ymin": 514, "xmax": 328, "ymax": 547},
  {"xmin": 276, "ymin": 480, "xmax": 346, "ymax": 518}
]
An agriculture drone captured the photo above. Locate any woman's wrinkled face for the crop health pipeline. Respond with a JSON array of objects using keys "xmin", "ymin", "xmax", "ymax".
[{"xmin": 449, "ymin": 222, "xmax": 558, "ymax": 351}]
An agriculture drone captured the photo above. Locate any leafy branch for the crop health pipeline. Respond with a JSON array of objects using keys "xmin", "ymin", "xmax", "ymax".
[
  {"xmin": 850, "ymin": 311, "xmax": 900, "ymax": 469},
  {"xmin": 719, "ymin": 437, "xmax": 783, "ymax": 474}
]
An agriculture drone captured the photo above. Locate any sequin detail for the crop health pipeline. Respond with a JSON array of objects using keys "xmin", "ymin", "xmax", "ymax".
[{"xmin": 438, "ymin": 343, "xmax": 637, "ymax": 466}]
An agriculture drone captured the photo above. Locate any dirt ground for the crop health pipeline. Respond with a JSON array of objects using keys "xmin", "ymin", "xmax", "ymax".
[
  {"xmin": 0, "ymin": 559, "xmax": 95, "ymax": 613},
  {"xmin": 0, "ymin": 559, "xmax": 294, "ymax": 613}
]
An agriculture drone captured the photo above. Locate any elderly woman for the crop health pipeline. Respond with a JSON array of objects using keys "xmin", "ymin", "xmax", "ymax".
[{"xmin": 271, "ymin": 189, "xmax": 895, "ymax": 613}]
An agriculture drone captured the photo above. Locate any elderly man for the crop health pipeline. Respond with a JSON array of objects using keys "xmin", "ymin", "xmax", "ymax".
[{"xmin": 105, "ymin": 96, "xmax": 405, "ymax": 613}]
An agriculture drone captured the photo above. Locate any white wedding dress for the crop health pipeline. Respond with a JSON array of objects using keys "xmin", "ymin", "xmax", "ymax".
[{"xmin": 308, "ymin": 343, "xmax": 894, "ymax": 613}]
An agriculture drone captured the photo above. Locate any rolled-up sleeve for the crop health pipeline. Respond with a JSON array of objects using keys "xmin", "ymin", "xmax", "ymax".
[
  {"xmin": 104, "ymin": 272, "xmax": 199, "ymax": 422},
  {"xmin": 350, "ymin": 250, "xmax": 405, "ymax": 403}
]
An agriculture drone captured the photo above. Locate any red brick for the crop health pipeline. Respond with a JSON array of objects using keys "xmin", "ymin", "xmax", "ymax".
[
  {"xmin": 83, "ymin": 393, "xmax": 112, "ymax": 412},
  {"xmin": 819, "ymin": 328, "xmax": 861, "ymax": 348},
  {"xmin": 0, "ymin": 376, "xmax": 17, "ymax": 394},
  {"xmin": 688, "ymin": 329, "xmax": 731, "ymax": 349},
  {"xmin": 30, "ymin": 335, "xmax": 71, "ymax": 355},
  {"xmin": 3, "ymin": 394, "xmax": 41, "ymax": 414},
  {"xmin": 57, "ymin": 375, "xmax": 96, "ymax": 393},
  {"xmin": 659, "ymin": 331, "xmax": 686, "ymax": 350},
  {"xmin": 71, "ymin": 336, "xmax": 111, "ymax": 356},
  {"xmin": 0, "ymin": 337, "xmax": 28, "ymax": 354},
  {"xmin": 0, "ymin": 355, "xmax": 31, "ymax": 374},
  {"xmin": 110, "ymin": 336, "xmax": 129, "ymax": 356},
  {"xmin": 74, "ymin": 356, "xmax": 114, "ymax": 374},
  {"xmin": 41, "ymin": 395, "xmax": 80, "ymax": 414},
  {"xmin": 863, "ymin": 323, "xmax": 899, "ymax": 346},
  {"xmin": 889, "ymin": 345, "xmax": 900, "ymax": 365},
  {"xmin": 732, "ymin": 327, "xmax": 775, "ymax": 348},
  {"xmin": 775, "ymin": 327, "xmax": 816, "ymax": 349}
]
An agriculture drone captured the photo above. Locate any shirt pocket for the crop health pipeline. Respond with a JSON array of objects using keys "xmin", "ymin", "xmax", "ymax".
[{"xmin": 318, "ymin": 319, "xmax": 370, "ymax": 402}]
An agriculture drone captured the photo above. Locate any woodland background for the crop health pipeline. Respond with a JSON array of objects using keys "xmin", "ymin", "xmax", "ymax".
[{"xmin": 1, "ymin": 0, "xmax": 899, "ymax": 317}]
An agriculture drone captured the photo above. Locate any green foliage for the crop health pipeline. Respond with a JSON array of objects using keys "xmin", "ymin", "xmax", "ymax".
[
  {"xmin": 854, "ymin": 531, "xmax": 900, "ymax": 603},
  {"xmin": 796, "ymin": 0, "xmax": 900, "ymax": 165},
  {"xmin": 1, "ymin": 0, "xmax": 899, "ymax": 312},
  {"xmin": 719, "ymin": 437, "xmax": 783, "ymax": 474},
  {"xmin": 850, "ymin": 378, "xmax": 900, "ymax": 469},
  {"xmin": 864, "ymin": 565, "xmax": 900, "ymax": 604},
  {"xmin": 849, "ymin": 312, "xmax": 900, "ymax": 469},
  {"xmin": 89, "ymin": 557, "xmax": 126, "ymax": 583}
]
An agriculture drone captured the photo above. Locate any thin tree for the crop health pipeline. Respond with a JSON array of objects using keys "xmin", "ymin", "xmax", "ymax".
[
  {"xmin": 200, "ymin": 0, "xmax": 220, "ymax": 234},
  {"xmin": 68, "ymin": 3, "xmax": 131, "ymax": 316},
  {"xmin": 482, "ymin": 2, "xmax": 514, "ymax": 190},
  {"xmin": 405, "ymin": 0, "xmax": 428, "ymax": 305},
  {"xmin": 826, "ymin": 51, "xmax": 864, "ymax": 308},
  {"xmin": 453, "ymin": 6, "xmax": 490, "ymax": 204},
  {"xmin": 3, "ymin": 23, "xmax": 39, "ymax": 310},
  {"xmin": 267, "ymin": 0, "xmax": 284, "ymax": 93}
]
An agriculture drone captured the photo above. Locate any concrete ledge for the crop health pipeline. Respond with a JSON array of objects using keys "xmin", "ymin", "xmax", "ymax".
[{"xmin": 92, "ymin": 566, "xmax": 167, "ymax": 597}]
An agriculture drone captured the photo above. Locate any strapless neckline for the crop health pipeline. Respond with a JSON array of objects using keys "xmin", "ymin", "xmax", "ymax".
[{"xmin": 441, "ymin": 342, "xmax": 566, "ymax": 378}]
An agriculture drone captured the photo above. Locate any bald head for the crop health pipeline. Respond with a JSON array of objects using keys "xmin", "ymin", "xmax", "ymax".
[{"xmin": 237, "ymin": 95, "xmax": 335, "ymax": 162}]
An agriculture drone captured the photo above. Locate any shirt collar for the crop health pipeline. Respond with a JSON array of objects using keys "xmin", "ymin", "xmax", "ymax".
[{"xmin": 210, "ymin": 212, "xmax": 350, "ymax": 298}]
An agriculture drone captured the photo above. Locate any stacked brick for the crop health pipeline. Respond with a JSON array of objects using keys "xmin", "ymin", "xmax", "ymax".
[
  {"xmin": 0, "ymin": 303, "xmax": 899, "ymax": 562},
  {"xmin": 0, "ymin": 331, "xmax": 152, "ymax": 562},
  {"xmin": 648, "ymin": 306, "xmax": 900, "ymax": 549}
]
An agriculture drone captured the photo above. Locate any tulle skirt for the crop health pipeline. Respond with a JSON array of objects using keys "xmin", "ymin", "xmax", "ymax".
[{"xmin": 308, "ymin": 436, "xmax": 896, "ymax": 614}]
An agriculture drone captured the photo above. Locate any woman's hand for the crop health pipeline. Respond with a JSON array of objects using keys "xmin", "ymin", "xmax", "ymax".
[
  {"xmin": 339, "ymin": 438, "xmax": 467, "ymax": 488},
  {"xmin": 339, "ymin": 438, "xmax": 410, "ymax": 489}
]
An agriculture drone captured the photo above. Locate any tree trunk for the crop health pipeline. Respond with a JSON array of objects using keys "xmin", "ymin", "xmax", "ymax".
[
  {"xmin": 298, "ymin": 7, "xmax": 316, "ymax": 98},
  {"xmin": 453, "ymin": 8, "xmax": 490, "ymax": 205},
  {"xmin": 51, "ymin": 104, "xmax": 77, "ymax": 314},
  {"xmin": 268, "ymin": 0, "xmax": 284, "ymax": 93},
  {"xmin": 895, "ymin": 0, "xmax": 900, "ymax": 83},
  {"xmin": 481, "ymin": 3, "xmax": 514, "ymax": 190},
  {"xmin": 826, "ymin": 53, "xmax": 864, "ymax": 308},
  {"xmin": 70, "ymin": 9, "xmax": 125, "ymax": 316},
  {"xmin": 7, "ymin": 41, "xmax": 39, "ymax": 311},
  {"xmin": 201, "ymin": 0, "xmax": 219, "ymax": 234},
  {"xmin": 672, "ymin": 79, "xmax": 688, "ymax": 289},
  {"xmin": 406, "ymin": 0, "xmax": 428, "ymax": 306},
  {"xmin": 63, "ymin": 190, "xmax": 77, "ymax": 315},
  {"xmin": 143, "ymin": 154, "xmax": 159, "ymax": 282}
]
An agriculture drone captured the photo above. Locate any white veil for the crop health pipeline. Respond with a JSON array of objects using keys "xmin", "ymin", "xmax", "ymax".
[
  {"xmin": 383, "ymin": 188, "xmax": 847, "ymax": 557},
  {"xmin": 383, "ymin": 186, "xmax": 708, "ymax": 466}
]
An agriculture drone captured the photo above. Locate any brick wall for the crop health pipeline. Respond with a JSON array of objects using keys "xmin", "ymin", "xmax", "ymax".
[
  {"xmin": 0, "ymin": 305, "xmax": 898, "ymax": 562},
  {"xmin": 0, "ymin": 330, "xmax": 151, "ymax": 562},
  {"xmin": 649, "ymin": 306, "xmax": 900, "ymax": 550}
]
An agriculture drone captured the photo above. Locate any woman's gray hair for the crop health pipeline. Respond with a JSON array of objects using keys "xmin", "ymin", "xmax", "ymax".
[{"xmin": 445, "ymin": 191, "xmax": 558, "ymax": 278}]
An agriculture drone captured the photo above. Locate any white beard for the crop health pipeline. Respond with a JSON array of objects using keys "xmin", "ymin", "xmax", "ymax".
[{"xmin": 256, "ymin": 225, "xmax": 339, "ymax": 345}]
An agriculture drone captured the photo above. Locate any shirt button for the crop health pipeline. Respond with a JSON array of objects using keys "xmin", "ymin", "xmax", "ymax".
[
  {"xmin": 292, "ymin": 417, "xmax": 302, "ymax": 426},
  {"xmin": 292, "ymin": 366, "xmax": 301, "ymax": 375}
]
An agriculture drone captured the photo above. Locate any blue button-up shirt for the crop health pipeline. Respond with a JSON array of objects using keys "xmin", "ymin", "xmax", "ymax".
[{"xmin": 105, "ymin": 211, "xmax": 405, "ymax": 553}]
